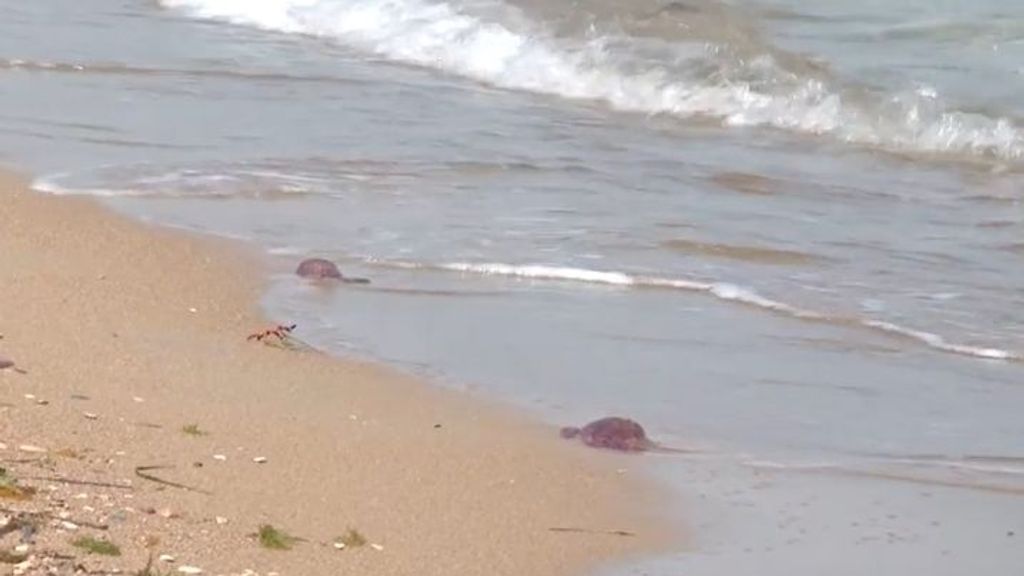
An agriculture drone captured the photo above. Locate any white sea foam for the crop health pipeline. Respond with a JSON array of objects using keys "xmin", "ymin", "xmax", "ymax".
[
  {"xmin": 380, "ymin": 260, "xmax": 1023, "ymax": 362},
  {"xmin": 441, "ymin": 262, "xmax": 638, "ymax": 285},
  {"xmin": 32, "ymin": 176, "xmax": 148, "ymax": 197},
  {"xmin": 160, "ymin": 0, "xmax": 1024, "ymax": 160}
]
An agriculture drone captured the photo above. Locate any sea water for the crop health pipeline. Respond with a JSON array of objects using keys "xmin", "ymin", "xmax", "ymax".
[{"xmin": 2, "ymin": 0, "xmax": 1023, "ymax": 573}]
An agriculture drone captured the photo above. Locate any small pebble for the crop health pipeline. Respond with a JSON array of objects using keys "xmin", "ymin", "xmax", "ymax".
[
  {"xmin": 133, "ymin": 396, "xmax": 145, "ymax": 403},
  {"xmin": 370, "ymin": 543, "xmax": 384, "ymax": 551},
  {"xmin": 178, "ymin": 566, "xmax": 203, "ymax": 575},
  {"xmin": 159, "ymin": 554, "xmax": 176, "ymax": 563},
  {"xmin": 83, "ymin": 412, "xmax": 99, "ymax": 420},
  {"xmin": 253, "ymin": 456, "xmax": 268, "ymax": 464},
  {"xmin": 60, "ymin": 521, "xmax": 78, "ymax": 531},
  {"xmin": 158, "ymin": 507, "xmax": 179, "ymax": 519},
  {"xmin": 215, "ymin": 516, "xmax": 228, "ymax": 525},
  {"xmin": 213, "ymin": 454, "xmax": 227, "ymax": 461},
  {"xmin": 23, "ymin": 394, "xmax": 35, "ymax": 400},
  {"xmin": 333, "ymin": 541, "xmax": 346, "ymax": 550},
  {"xmin": 14, "ymin": 544, "xmax": 29, "ymax": 553},
  {"xmin": 36, "ymin": 399, "xmax": 49, "ymax": 406},
  {"xmin": 18, "ymin": 444, "xmax": 46, "ymax": 453}
]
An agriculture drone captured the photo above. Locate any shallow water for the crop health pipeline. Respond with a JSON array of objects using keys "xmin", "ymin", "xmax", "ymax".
[{"xmin": 2, "ymin": 0, "xmax": 1024, "ymax": 573}]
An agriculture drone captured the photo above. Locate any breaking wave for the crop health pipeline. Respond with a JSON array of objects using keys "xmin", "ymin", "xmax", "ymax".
[
  {"xmin": 370, "ymin": 260, "xmax": 1022, "ymax": 362},
  {"xmin": 160, "ymin": 0, "xmax": 1024, "ymax": 162}
]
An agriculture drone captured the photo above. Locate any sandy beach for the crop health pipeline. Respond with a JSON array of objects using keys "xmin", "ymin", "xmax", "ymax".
[{"xmin": 0, "ymin": 170, "xmax": 675, "ymax": 575}]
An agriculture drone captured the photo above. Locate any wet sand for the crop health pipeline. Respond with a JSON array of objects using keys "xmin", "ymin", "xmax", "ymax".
[{"xmin": 0, "ymin": 170, "xmax": 676, "ymax": 575}]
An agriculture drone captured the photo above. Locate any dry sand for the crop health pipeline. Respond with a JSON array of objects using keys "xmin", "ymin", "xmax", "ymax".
[{"xmin": 0, "ymin": 171, "xmax": 678, "ymax": 575}]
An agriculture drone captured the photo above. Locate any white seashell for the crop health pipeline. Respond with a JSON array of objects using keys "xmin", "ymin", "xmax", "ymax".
[{"xmin": 159, "ymin": 554, "xmax": 176, "ymax": 563}]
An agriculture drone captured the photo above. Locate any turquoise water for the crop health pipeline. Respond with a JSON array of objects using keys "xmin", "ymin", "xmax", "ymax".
[{"xmin": 2, "ymin": 1, "xmax": 1023, "ymax": 573}]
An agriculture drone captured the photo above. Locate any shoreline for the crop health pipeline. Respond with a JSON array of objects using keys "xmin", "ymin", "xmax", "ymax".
[{"xmin": 0, "ymin": 170, "xmax": 679, "ymax": 574}]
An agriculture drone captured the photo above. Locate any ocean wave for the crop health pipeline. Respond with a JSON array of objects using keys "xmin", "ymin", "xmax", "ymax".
[
  {"xmin": 369, "ymin": 259, "xmax": 1021, "ymax": 362},
  {"xmin": 0, "ymin": 57, "xmax": 356, "ymax": 85},
  {"xmin": 33, "ymin": 171, "xmax": 321, "ymax": 199},
  {"xmin": 159, "ymin": 0, "xmax": 1024, "ymax": 161},
  {"xmin": 30, "ymin": 157, "xmax": 565, "ymax": 202}
]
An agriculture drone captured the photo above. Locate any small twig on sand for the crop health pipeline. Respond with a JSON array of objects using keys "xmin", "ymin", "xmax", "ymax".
[
  {"xmin": 548, "ymin": 527, "xmax": 636, "ymax": 537},
  {"xmin": 0, "ymin": 458, "xmax": 47, "ymax": 465},
  {"xmin": 21, "ymin": 476, "xmax": 133, "ymax": 490},
  {"xmin": 134, "ymin": 465, "xmax": 209, "ymax": 494},
  {"xmin": 0, "ymin": 507, "xmax": 109, "ymax": 531}
]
